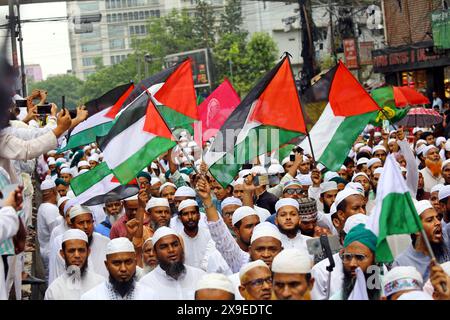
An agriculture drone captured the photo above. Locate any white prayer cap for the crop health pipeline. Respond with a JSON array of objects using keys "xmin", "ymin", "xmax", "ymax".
[
  {"xmin": 55, "ymin": 158, "xmax": 66, "ymax": 164},
  {"xmin": 47, "ymin": 150, "xmax": 57, "ymax": 156},
  {"xmin": 320, "ymin": 181, "xmax": 338, "ymax": 194},
  {"xmin": 90, "ymin": 143, "xmax": 97, "ymax": 148},
  {"xmin": 251, "ymin": 166, "xmax": 267, "ymax": 175},
  {"xmin": 442, "ymin": 159, "xmax": 450, "ymax": 170},
  {"xmin": 40, "ymin": 179, "xmax": 56, "ymax": 191},
  {"xmin": 271, "ymin": 158, "xmax": 280, "ymax": 164},
  {"xmin": 83, "ymin": 146, "xmax": 91, "ymax": 152},
  {"xmin": 88, "ymin": 153, "xmax": 99, "ymax": 163},
  {"xmin": 275, "ymin": 198, "xmax": 299, "ymax": 212},
  {"xmin": 438, "ymin": 185, "xmax": 450, "ymax": 201},
  {"xmin": 335, "ymin": 188, "xmax": 361, "ymax": 209},
  {"xmin": 388, "ymin": 138, "xmax": 396, "ymax": 145},
  {"xmin": 356, "ymin": 157, "xmax": 369, "ymax": 166},
  {"xmin": 372, "ymin": 145, "xmax": 386, "ymax": 154},
  {"xmin": 60, "ymin": 168, "xmax": 72, "ymax": 175},
  {"xmin": 152, "ymin": 227, "xmax": 179, "ymax": 246},
  {"xmin": 150, "ymin": 177, "xmax": 161, "ymax": 186},
  {"xmin": 150, "ymin": 162, "xmax": 158, "ymax": 170},
  {"xmin": 221, "ymin": 197, "xmax": 242, "ymax": 210},
  {"xmin": 77, "ymin": 169, "xmax": 89, "ymax": 176},
  {"xmin": 174, "ymin": 186, "xmax": 196, "ymax": 198},
  {"xmin": 416, "ymin": 139, "xmax": 427, "ymax": 146},
  {"xmin": 400, "ymin": 167, "xmax": 407, "ymax": 173},
  {"xmin": 68, "ymin": 205, "xmax": 92, "ymax": 220},
  {"xmin": 397, "ymin": 290, "xmax": 433, "ymax": 300},
  {"xmin": 231, "ymin": 178, "xmax": 244, "ymax": 187},
  {"xmin": 436, "ymin": 137, "xmax": 446, "ymax": 146},
  {"xmin": 159, "ymin": 182, "xmax": 177, "ymax": 194},
  {"xmin": 178, "ymin": 199, "xmax": 198, "ymax": 212},
  {"xmin": 232, "ymin": 206, "xmax": 258, "ymax": 226},
  {"xmin": 124, "ymin": 194, "xmax": 138, "ymax": 201},
  {"xmin": 60, "ymin": 163, "xmax": 70, "ymax": 170},
  {"xmin": 268, "ymin": 164, "xmax": 284, "ymax": 175},
  {"xmin": 106, "ymin": 237, "xmax": 135, "ymax": 255},
  {"xmin": 445, "ymin": 140, "xmax": 450, "ymax": 152},
  {"xmin": 239, "ymin": 260, "xmax": 269, "ymax": 281},
  {"xmin": 145, "ymin": 197, "xmax": 170, "ymax": 211},
  {"xmin": 77, "ymin": 160, "xmax": 90, "ymax": 168},
  {"xmin": 414, "ymin": 200, "xmax": 433, "ymax": 216},
  {"xmin": 271, "ymin": 249, "xmax": 312, "ymax": 274},
  {"xmin": 367, "ymin": 158, "xmax": 381, "ymax": 169},
  {"xmin": 195, "ymin": 273, "xmax": 234, "ymax": 294},
  {"xmin": 143, "ymin": 237, "xmax": 153, "ymax": 249},
  {"xmin": 423, "ymin": 145, "xmax": 439, "ymax": 156},
  {"xmin": 316, "ymin": 163, "xmax": 325, "ymax": 171},
  {"xmin": 354, "ymin": 143, "xmax": 365, "ymax": 151},
  {"xmin": 431, "ymin": 183, "xmax": 444, "ymax": 194},
  {"xmin": 346, "ymin": 182, "xmax": 365, "ymax": 195},
  {"xmin": 374, "ymin": 132, "xmax": 382, "ymax": 137},
  {"xmin": 296, "ymin": 174, "xmax": 312, "ymax": 186},
  {"xmin": 373, "ymin": 167, "xmax": 384, "ymax": 175},
  {"xmin": 383, "ymin": 266, "xmax": 423, "ymax": 298},
  {"xmin": 281, "ymin": 156, "xmax": 291, "ymax": 166},
  {"xmin": 351, "ymin": 172, "xmax": 370, "ymax": 182},
  {"xmin": 324, "ymin": 171, "xmax": 339, "ymax": 182},
  {"xmin": 359, "ymin": 146, "xmax": 372, "ymax": 154},
  {"xmin": 302, "ymin": 155, "xmax": 309, "ymax": 162},
  {"xmin": 413, "ymin": 127, "xmax": 424, "ymax": 134},
  {"xmin": 238, "ymin": 169, "xmax": 252, "ymax": 178},
  {"xmin": 250, "ymin": 222, "xmax": 281, "ymax": 244},
  {"xmin": 47, "ymin": 159, "xmax": 56, "ymax": 166},
  {"xmin": 330, "ymin": 203, "xmax": 337, "ymax": 215},
  {"xmin": 416, "ymin": 144, "xmax": 427, "ymax": 156},
  {"xmin": 57, "ymin": 196, "xmax": 71, "ymax": 208},
  {"xmin": 343, "ymin": 213, "xmax": 368, "ymax": 234},
  {"xmin": 62, "ymin": 229, "xmax": 88, "ymax": 244}
]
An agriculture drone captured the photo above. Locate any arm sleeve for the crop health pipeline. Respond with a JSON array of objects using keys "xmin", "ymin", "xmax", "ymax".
[
  {"xmin": 397, "ymin": 139, "xmax": 419, "ymax": 198},
  {"xmin": 267, "ymin": 173, "xmax": 294, "ymax": 198},
  {"xmin": 0, "ymin": 206, "xmax": 19, "ymax": 242},
  {"xmin": 0, "ymin": 130, "xmax": 57, "ymax": 161},
  {"xmin": 207, "ymin": 218, "xmax": 249, "ymax": 273}
]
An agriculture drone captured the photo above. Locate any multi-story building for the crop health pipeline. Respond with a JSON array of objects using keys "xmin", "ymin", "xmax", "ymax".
[{"xmin": 24, "ymin": 64, "xmax": 43, "ymax": 83}]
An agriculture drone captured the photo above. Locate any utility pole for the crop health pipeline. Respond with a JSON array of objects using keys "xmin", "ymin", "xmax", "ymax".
[
  {"xmin": 329, "ymin": 0, "xmax": 337, "ymax": 64},
  {"xmin": 298, "ymin": 0, "xmax": 316, "ymax": 92},
  {"xmin": 8, "ymin": 0, "xmax": 20, "ymax": 95},
  {"xmin": 17, "ymin": 1, "xmax": 26, "ymax": 97}
]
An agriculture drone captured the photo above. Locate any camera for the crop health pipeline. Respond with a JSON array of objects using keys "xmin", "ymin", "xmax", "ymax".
[{"xmin": 37, "ymin": 103, "xmax": 52, "ymax": 114}]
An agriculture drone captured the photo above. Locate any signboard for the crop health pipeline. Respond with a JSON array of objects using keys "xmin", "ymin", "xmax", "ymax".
[
  {"xmin": 343, "ymin": 38, "xmax": 359, "ymax": 69},
  {"xmin": 164, "ymin": 48, "xmax": 211, "ymax": 89},
  {"xmin": 431, "ymin": 9, "xmax": 450, "ymax": 49},
  {"xmin": 359, "ymin": 41, "xmax": 374, "ymax": 65},
  {"xmin": 372, "ymin": 41, "xmax": 450, "ymax": 73}
]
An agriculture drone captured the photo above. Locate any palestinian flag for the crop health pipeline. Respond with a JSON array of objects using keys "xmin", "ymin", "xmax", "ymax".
[
  {"xmin": 61, "ymin": 83, "xmax": 134, "ymax": 151},
  {"xmin": 369, "ymin": 86, "xmax": 410, "ymax": 127},
  {"xmin": 204, "ymin": 56, "xmax": 307, "ymax": 187},
  {"xmin": 299, "ymin": 61, "xmax": 380, "ymax": 171},
  {"xmin": 366, "ymin": 154, "xmax": 423, "ymax": 263},
  {"xmin": 67, "ymin": 162, "xmax": 139, "ymax": 207},
  {"xmin": 97, "ymin": 92, "xmax": 176, "ymax": 184}
]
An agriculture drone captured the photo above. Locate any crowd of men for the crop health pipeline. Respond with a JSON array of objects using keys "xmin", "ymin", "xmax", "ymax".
[{"xmin": 2, "ymin": 89, "xmax": 450, "ymax": 300}]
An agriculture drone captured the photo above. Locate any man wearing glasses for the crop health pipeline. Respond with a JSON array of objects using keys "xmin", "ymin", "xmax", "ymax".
[{"xmin": 238, "ymin": 260, "xmax": 274, "ymax": 300}]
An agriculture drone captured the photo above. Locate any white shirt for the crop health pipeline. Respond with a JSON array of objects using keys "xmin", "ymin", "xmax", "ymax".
[
  {"xmin": 310, "ymin": 252, "xmax": 343, "ymax": 300},
  {"xmin": 81, "ymin": 280, "xmax": 157, "ymax": 300},
  {"xmin": 228, "ymin": 272, "xmax": 244, "ymax": 300},
  {"xmin": 49, "ymin": 217, "xmax": 69, "ymax": 252},
  {"xmin": 139, "ymin": 265, "xmax": 206, "ymax": 300},
  {"xmin": 48, "ymin": 232, "xmax": 110, "ymax": 285},
  {"xmin": 279, "ymin": 231, "xmax": 311, "ymax": 251},
  {"xmin": 37, "ymin": 202, "xmax": 60, "ymax": 263},
  {"xmin": 44, "ymin": 269, "xmax": 105, "ymax": 300},
  {"xmin": 170, "ymin": 212, "xmax": 209, "ymax": 234},
  {"xmin": 419, "ymin": 167, "xmax": 444, "ymax": 193},
  {"xmin": 88, "ymin": 204, "xmax": 106, "ymax": 227},
  {"xmin": 0, "ymin": 206, "xmax": 19, "ymax": 300}
]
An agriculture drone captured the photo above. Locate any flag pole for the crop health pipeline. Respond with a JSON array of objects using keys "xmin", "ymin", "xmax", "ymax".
[
  {"xmin": 146, "ymin": 91, "xmax": 200, "ymax": 176},
  {"xmin": 284, "ymin": 52, "xmax": 317, "ymax": 164}
]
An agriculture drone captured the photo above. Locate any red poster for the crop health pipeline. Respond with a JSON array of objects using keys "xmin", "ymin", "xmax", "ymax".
[{"xmin": 343, "ymin": 38, "xmax": 359, "ymax": 69}]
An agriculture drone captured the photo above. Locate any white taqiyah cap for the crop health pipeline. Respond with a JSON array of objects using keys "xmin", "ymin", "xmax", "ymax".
[
  {"xmin": 195, "ymin": 273, "xmax": 234, "ymax": 294},
  {"xmin": 271, "ymin": 249, "xmax": 312, "ymax": 274},
  {"xmin": 445, "ymin": 140, "xmax": 450, "ymax": 152},
  {"xmin": 47, "ymin": 150, "xmax": 57, "ymax": 156},
  {"xmin": 88, "ymin": 153, "xmax": 99, "ymax": 163},
  {"xmin": 40, "ymin": 179, "xmax": 56, "ymax": 191},
  {"xmin": 275, "ymin": 198, "xmax": 299, "ymax": 212},
  {"xmin": 431, "ymin": 183, "xmax": 444, "ymax": 194},
  {"xmin": 414, "ymin": 200, "xmax": 434, "ymax": 215},
  {"xmin": 83, "ymin": 146, "xmax": 91, "ymax": 152},
  {"xmin": 324, "ymin": 171, "xmax": 339, "ymax": 182},
  {"xmin": 106, "ymin": 237, "xmax": 135, "ymax": 255},
  {"xmin": 77, "ymin": 160, "xmax": 90, "ymax": 168},
  {"xmin": 373, "ymin": 167, "xmax": 384, "ymax": 175},
  {"xmin": 174, "ymin": 186, "xmax": 196, "ymax": 198},
  {"xmin": 367, "ymin": 158, "xmax": 381, "ymax": 169},
  {"xmin": 231, "ymin": 178, "xmax": 244, "ymax": 187},
  {"xmin": 442, "ymin": 159, "xmax": 450, "ymax": 170},
  {"xmin": 335, "ymin": 188, "xmax": 361, "ymax": 209},
  {"xmin": 159, "ymin": 182, "xmax": 177, "ymax": 194},
  {"xmin": 62, "ymin": 229, "xmax": 88, "ymax": 244},
  {"xmin": 124, "ymin": 194, "xmax": 138, "ymax": 201},
  {"xmin": 268, "ymin": 164, "xmax": 284, "ymax": 175},
  {"xmin": 250, "ymin": 222, "xmax": 281, "ymax": 244},
  {"xmin": 239, "ymin": 260, "xmax": 269, "ymax": 281},
  {"xmin": 47, "ymin": 159, "xmax": 56, "ymax": 166},
  {"xmin": 359, "ymin": 146, "xmax": 372, "ymax": 154},
  {"xmin": 343, "ymin": 213, "xmax": 368, "ymax": 234},
  {"xmin": 151, "ymin": 227, "xmax": 179, "ymax": 246},
  {"xmin": 351, "ymin": 172, "xmax": 370, "ymax": 182},
  {"xmin": 383, "ymin": 266, "xmax": 423, "ymax": 298},
  {"xmin": 320, "ymin": 181, "xmax": 338, "ymax": 194},
  {"xmin": 251, "ymin": 166, "xmax": 267, "ymax": 175},
  {"xmin": 423, "ymin": 145, "xmax": 439, "ymax": 156},
  {"xmin": 178, "ymin": 199, "xmax": 198, "ymax": 212},
  {"xmin": 47, "ymin": 157, "xmax": 55, "ymax": 163},
  {"xmin": 438, "ymin": 185, "xmax": 450, "ymax": 201},
  {"xmin": 281, "ymin": 157, "xmax": 291, "ymax": 166},
  {"xmin": 57, "ymin": 196, "xmax": 71, "ymax": 208},
  {"xmin": 68, "ymin": 205, "xmax": 92, "ymax": 220},
  {"xmin": 238, "ymin": 169, "xmax": 252, "ymax": 178},
  {"xmin": 60, "ymin": 168, "xmax": 72, "ymax": 175},
  {"xmin": 345, "ymin": 182, "xmax": 365, "ymax": 195},
  {"xmin": 296, "ymin": 174, "xmax": 312, "ymax": 186},
  {"xmin": 56, "ymin": 158, "xmax": 66, "ymax": 164},
  {"xmin": 145, "ymin": 197, "xmax": 170, "ymax": 211},
  {"xmin": 356, "ymin": 157, "xmax": 369, "ymax": 166},
  {"xmin": 221, "ymin": 197, "xmax": 242, "ymax": 211},
  {"xmin": 231, "ymin": 206, "xmax": 258, "ymax": 226},
  {"xmin": 150, "ymin": 177, "xmax": 161, "ymax": 186}
]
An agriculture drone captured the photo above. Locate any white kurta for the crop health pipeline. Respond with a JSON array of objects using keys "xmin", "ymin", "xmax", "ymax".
[
  {"xmin": 139, "ymin": 265, "xmax": 206, "ymax": 300},
  {"xmin": 44, "ymin": 269, "xmax": 105, "ymax": 300},
  {"xmin": 48, "ymin": 232, "xmax": 110, "ymax": 285},
  {"xmin": 49, "ymin": 217, "xmax": 69, "ymax": 250},
  {"xmin": 279, "ymin": 231, "xmax": 311, "ymax": 251},
  {"xmin": 0, "ymin": 206, "xmax": 19, "ymax": 300},
  {"xmin": 88, "ymin": 204, "xmax": 106, "ymax": 227},
  {"xmin": 37, "ymin": 203, "xmax": 60, "ymax": 266},
  {"xmin": 420, "ymin": 167, "xmax": 444, "ymax": 193},
  {"xmin": 170, "ymin": 212, "xmax": 209, "ymax": 234},
  {"xmin": 310, "ymin": 252, "xmax": 343, "ymax": 300},
  {"xmin": 228, "ymin": 272, "xmax": 244, "ymax": 300},
  {"xmin": 81, "ymin": 281, "xmax": 157, "ymax": 300}
]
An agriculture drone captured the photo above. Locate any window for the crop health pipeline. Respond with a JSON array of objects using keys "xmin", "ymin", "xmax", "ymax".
[
  {"xmin": 118, "ymin": 13, "xmax": 122, "ymax": 21},
  {"xmin": 80, "ymin": 28, "xmax": 100, "ymax": 39},
  {"xmin": 144, "ymin": 11, "xmax": 149, "ymax": 19},
  {"xmin": 110, "ymin": 39, "xmax": 125, "ymax": 49},
  {"xmin": 139, "ymin": 11, "xmax": 144, "ymax": 19},
  {"xmin": 106, "ymin": 0, "xmax": 110, "ymax": 9},
  {"xmin": 111, "ymin": 0, "xmax": 116, "ymax": 8},
  {"xmin": 116, "ymin": 0, "xmax": 121, "ymax": 8},
  {"xmin": 108, "ymin": 25, "xmax": 125, "ymax": 36},
  {"xmin": 82, "ymin": 57, "xmax": 96, "ymax": 66},
  {"xmin": 123, "ymin": 12, "xmax": 128, "ymax": 21},
  {"xmin": 79, "ymin": 1, "xmax": 99, "ymax": 12},
  {"xmin": 81, "ymin": 43, "xmax": 101, "ymax": 52},
  {"xmin": 155, "ymin": 10, "xmax": 160, "ymax": 17},
  {"xmin": 128, "ymin": 12, "xmax": 133, "ymax": 20},
  {"xmin": 150, "ymin": 10, "xmax": 154, "ymax": 17},
  {"xmin": 107, "ymin": 14, "xmax": 111, "ymax": 22},
  {"xmin": 129, "ymin": 26, "xmax": 135, "ymax": 35},
  {"xmin": 134, "ymin": 12, "xmax": 139, "ymax": 20},
  {"xmin": 122, "ymin": 0, "xmax": 127, "ymax": 7},
  {"xmin": 140, "ymin": 25, "xmax": 146, "ymax": 34},
  {"xmin": 112, "ymin": 13, "xmax": 117, "ymax": 22},
  {"xmin": 127, "ymin": 0, "xmax": 132, "ymax": 6}
]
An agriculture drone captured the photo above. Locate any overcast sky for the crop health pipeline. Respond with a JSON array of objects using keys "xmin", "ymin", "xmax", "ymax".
[{"xmin": 0, "ymin": 1, "xmax": 71, "ymax": 79}]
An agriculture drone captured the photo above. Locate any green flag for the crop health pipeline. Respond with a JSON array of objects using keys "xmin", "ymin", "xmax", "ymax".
[{"xmin": 369, "ymin": 87, "xmax": 409, "ymax": 127}]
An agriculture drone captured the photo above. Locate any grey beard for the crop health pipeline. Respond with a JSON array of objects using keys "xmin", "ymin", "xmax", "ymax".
[
  {"xmin": 109, "ymin": 213, "xmax": 120, "ymax": 225},
  {"xmin": 142, "ymin": 264, "xmax": 155, "ymax": 274}
]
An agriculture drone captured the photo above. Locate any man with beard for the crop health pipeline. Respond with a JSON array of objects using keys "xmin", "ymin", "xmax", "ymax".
[
  {"xmin": 139, "ymin": 227, "xmax": 206, "ymax": 299},
  {"xmin": 177, "ymin": 199, "xmax": 231, "ymax": 274},
  {"xmin": 372, "ymin": 145, "xmax": 387, "ymax": 165},
  {"xmin": 331, "ymin": 188, "xmax": 366, "ymax": 236},
  {"xmin": 48, "ymin": 196, "xmax": 72, "ymax": 250},
  {"xmin": 149, "ymin": 177, "xmax": 162, "ymax": 197},
  {"xmin": 298, "ymin": 198, "xmax": 332, "ymax": 238},
  {"xmin": 220, "ymin": 197, "xmax": 242, "ymax": 238},
  {"xmin": 81, "ymin": 237, "xmax": 156, "ymax": 300},
  {"xmin": 146, "ymin": 197, "xmax": 171, "ymax": 231},
  {"xmin": 271, "ymin": 248, "xmax": 314, "ymax": 300},
  {"xmin": 442, "ymin": 159, "xmax": 450, "ymax": 185},
  {"xmin": 159, "ymin": 182, "xmax": 178, "ymax": 214},
  {"xmin": 137, "ymin": 238, "xmax": 157, "ymax": 278},
  {"xmin": 170, "ymin": 186, "xmax": 208, "ymax": 233},
  {"xmin": 330, "ymin": 223, "xmax": 379, "ymax": 300},
  {"xmin": 48, "ymin": 205, "xmax": 110, "ymax": 285},
  {"xmin": 352, "ymin": 172, "xmax": 375, "ymax": 214},
  {"xmin": 239, "ymin": 260, "xmax": 274, "ymax": 300},
  {"xmin": 371, "ymin": 168, "xmax": 383, "ymax": 197},
  {"xmin": 110, "ymin": 194, "xmax": 146, "ymax": 239},
  {"xmin": 430, "ymin": 184, "xmax": 445, "ymax": 222},
  {"xmin": 394, "ymin": 200, "xmax": 450, "ymax": 281},
  {"xmin": 319, "ymin": 181, "xmax": 338, "ymax": 214},
  {"xmin": 275, "ymin": 198, "xmax": 311, "ymax": 249},
  {"xmin": 367, "ymin": 158, "xmax": 382, "ymax": 178},
  {"xmin": 439, "ymin": 185, "xmax": 450, "ymax": 228},
  {"xmin": 137, "ymin": 171, "xmax": 153, "ymax": 197},
  {"xmin": 45, "ymin": 229, "xmax": 104, "ymax": 299},
  {"xmin": 95, "ymin": 197, "xmax": 124, "ymax": 238},
  {"xmin": 195, "ymin": 273, "xmax": 235, "ymax": 300},
  {"xmin": 420, "ymin": 145, "xmax": 444, "ymax": 193}
]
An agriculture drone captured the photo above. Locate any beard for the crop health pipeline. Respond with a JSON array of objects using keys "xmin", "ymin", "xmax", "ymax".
[
  {"xmin": 142, "ymin": 264, "xmax": 155, "ymax": 275},
  {"xmin": 109, "ymin": 273, "xmax": 136, "ymax": 297},
  {"xmin": 323, "ymin": 202, "xmax": 331, "ymax": 214},
  {"xmin": 65, "ymin": 259, "xmax": 88, "ymax": 277},
  {"xmin": 342, "ymin": 267, "xmax": 381, "ymax": 300},
  {"xmin": 170, "ymin": 203, "xmax": 177, "ymax": 216},
  {"xmin": 431, "ymin": 241, "xmax": 450, "ymax": 263},
  {"xmin": 159, "ymin": 253, "xmax": 186, "ymax": 280},
  {"xmin": 150, "ymin": 219, "xmax": 169, "ymax": 231},
  {"xmin": 425, "ymin": 158, "xmax": 443, "ymax": 177},
  {"xmin": 88, "ymin": 235, "xmax": 93, "ymax": 246}
]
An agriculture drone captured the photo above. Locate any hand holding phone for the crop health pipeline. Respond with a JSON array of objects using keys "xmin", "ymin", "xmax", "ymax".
[{"xmin": 37, "ymin": 103, "xmax": 52, "ymax": 114}]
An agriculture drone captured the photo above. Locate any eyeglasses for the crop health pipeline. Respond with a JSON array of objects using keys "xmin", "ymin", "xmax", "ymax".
[
  {"xmin": 284, "ymin": 188, "xmax": 306, "ymax": 195},
  {"xmin": 242, "ymin": 276, "xmax": 272, "ymax": 287},
  {"xmin": 340, "ymin": 253, "xmax": 368, "ymax": 262}
]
